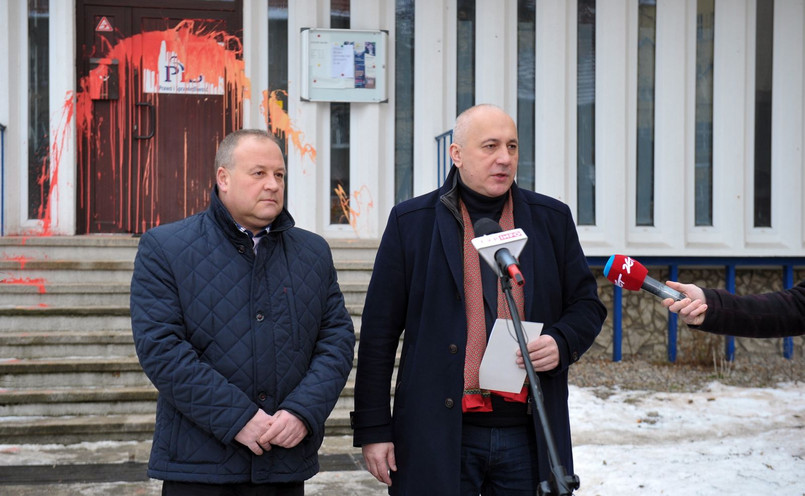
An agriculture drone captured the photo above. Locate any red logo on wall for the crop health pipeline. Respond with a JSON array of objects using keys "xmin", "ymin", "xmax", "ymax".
[{"xmin": 96, "ymin": 17, "xmax": 113, "ymax": 32}]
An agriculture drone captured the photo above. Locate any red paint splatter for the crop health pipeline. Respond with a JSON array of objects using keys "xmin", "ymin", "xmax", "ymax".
[
  {"xmin": 2, "ymin": 256, "xmax": 32, "ymax": 270},
  {"xmin": 74, "ymin": 20, "xmax": 248, "ymax": 233},
  {"xmin": 262, "ymin": 89, "xmax": 317, "ymax": 165},
  {"xmin": 0, "ymin": 278, "xmax": 48, "ymax": 294}
]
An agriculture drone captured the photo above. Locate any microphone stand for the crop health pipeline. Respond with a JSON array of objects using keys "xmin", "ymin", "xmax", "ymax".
[{"xmin": 499, "ymin": 273, "xmax": 579, "ymax": 496}]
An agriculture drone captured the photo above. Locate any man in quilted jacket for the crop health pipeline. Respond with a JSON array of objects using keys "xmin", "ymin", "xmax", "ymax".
[{"xmin": 131, "ymin": 129, "xmax": 355, "ymax": 495}]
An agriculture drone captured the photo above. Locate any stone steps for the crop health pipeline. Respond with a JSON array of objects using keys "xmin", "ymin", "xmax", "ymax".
[{"xmin": 0, "ymin": 235, "xmax": 380, "ymax": 445}]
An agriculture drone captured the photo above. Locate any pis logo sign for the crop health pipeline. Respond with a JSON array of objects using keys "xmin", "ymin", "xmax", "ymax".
[{"xmin": 143, "ymin": 41, "xmax": 225, "ymax": 95}]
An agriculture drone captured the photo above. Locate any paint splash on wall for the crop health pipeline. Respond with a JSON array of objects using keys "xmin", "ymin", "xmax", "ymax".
[
  {"xmin": 261, "ymin": 89, "xmax": 317, "ymax": 171},
  {"xmin": 334, "ymin": 184, "xmax": 374, "ymax": 235}
]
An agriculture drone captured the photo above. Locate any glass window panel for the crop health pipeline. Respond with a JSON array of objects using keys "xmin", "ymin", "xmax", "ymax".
[
  {"xmin": 636, "ymin": 0, "xmax": 656, "ymax": 226},
  {"xmin": 28, "ymin": 0, "xmax": 49, "ymax": 219},
  {"xmin": 754, "ymin": 0, "xmax": 773, "ymax": 227},
  {"xmin": 330, "ymin": 1, "xmax": 351, "ymax": 224},
  {"xmin": 395, "ymin": 0, "xmax": 415, "ymax": 203},
  {"xmin": 695, "ymin": 0, "xmax": 714, "ymax": 226},
  {"xmin": 577, "ymin": 0, "xmax": 596, "ymax": 225},
  {"xmin": 456, "ymin": 0, "xmax": 475, "ymax": 115},
  {"xmin": 517, "ymin": 0, "xmax": 536, "ymax": 191},
  {"xmin": 268, "ymin": 0, "xmax": 288, "ymax": 166}
]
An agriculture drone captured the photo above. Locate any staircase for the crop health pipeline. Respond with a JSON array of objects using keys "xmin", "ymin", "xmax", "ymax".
[{"xmin": 0, "ymin": 235, "xmax": 376, "ymax": 445}]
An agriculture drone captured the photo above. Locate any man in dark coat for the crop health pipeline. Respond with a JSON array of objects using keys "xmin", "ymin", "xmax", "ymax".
[
  {"xmin": 351, "ymin": 104, "xmax": 607, "ymax": 495},
  {"xmin": 130, "ymin": 129, "xmax": 355, "ymax": 495},
  {"xmin": 662, "ymin": 280, "xmax": 805, "ymax": 337}
]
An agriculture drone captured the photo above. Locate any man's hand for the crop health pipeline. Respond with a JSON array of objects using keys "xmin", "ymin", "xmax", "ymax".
[
  {"xmin": 516, "ymin": 334, "xmax": 559, "ymax": 372},
  {"xmin": 258, "ymin": 410, "xmax": 308, "ymax": 449},
  {"xmin": 663, "ymin": 281, "xmax": 708, "ymax": 326},
  {"xmin": 234, "ymin": 409, "xmax": 272, "ymax": 455},
  {"xmin": 362, "ymin": 442, "xmax": 396, "ymax": 486}
]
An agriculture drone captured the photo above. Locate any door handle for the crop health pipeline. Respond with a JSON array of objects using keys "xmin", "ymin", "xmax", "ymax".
[{"xmin": 134, "ymin": 101, "xmax": 155, "ymax": 139}]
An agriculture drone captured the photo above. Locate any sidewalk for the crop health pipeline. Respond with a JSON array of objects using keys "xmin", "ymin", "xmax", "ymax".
[{"xmin": 0, "ymin": 435, "xmax": 388, "ymax": 496}]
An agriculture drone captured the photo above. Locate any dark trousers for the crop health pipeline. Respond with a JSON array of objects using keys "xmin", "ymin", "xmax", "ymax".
[
  {"xmin": 460, "ymin": 423, "xmax": 539, "ymax": 496},
  {"xmin": 162, "ymin": 480, "xmax": 304, "ymax": 496}
]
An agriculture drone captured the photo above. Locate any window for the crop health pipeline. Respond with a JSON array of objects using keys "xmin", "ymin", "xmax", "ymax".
[
  {"xmin": 268, "ymin": 0, "xmax": 288, "ymax": 164},
  {"xmin": 636, "ymin": 0, "xmax": 656, "ymax": 226},
  {"xmin": 330, "ymin": 0, "xmax": 351, "ymax": 224},
  {"xmin": 395, "ymin": 0, "xmax": 415, "ymax": 203},
  {"xmin": 577, "ymin": 0, "xmax": 596, "ymax": 225},
  {"xmin": 28, "ymin": 0, "xmax": 49, "ymax": 219},
  {"xmin": 694, "ymin": 0, "xmax": 714, "ymax": 226},
  {"xmin": 456, "ymin": 0, "xmax": 476, "ymax": 115},
  {"xmin": 517, "ymin": 0, "xmax": 536, "ymax": 191},
  {"xmin": 754, "ymin": 0, "xmax": 773, "ymax": 227}
]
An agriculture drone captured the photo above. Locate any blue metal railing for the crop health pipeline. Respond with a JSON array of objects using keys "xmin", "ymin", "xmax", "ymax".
[
  {"xmin": 1, "ymin": 122, "xmax": 5, "ymax": 236},
  {"xmin": 587, "ymin": 256, "xmax": 805, "ymax": 362},
  {"xmin": 435, "ymin": 129, "xmax": 453, "ymax": 185}
]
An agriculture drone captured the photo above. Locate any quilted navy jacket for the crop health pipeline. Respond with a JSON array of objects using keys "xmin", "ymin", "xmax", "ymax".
[{"xmin": 130, "ymin": 187, "xmax": 355, "ymax": 484}]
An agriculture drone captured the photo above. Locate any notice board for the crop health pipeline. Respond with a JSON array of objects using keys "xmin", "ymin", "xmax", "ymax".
[{"xmin": 300, "ymin": 28, "xmax": 388, "ymax": 103}]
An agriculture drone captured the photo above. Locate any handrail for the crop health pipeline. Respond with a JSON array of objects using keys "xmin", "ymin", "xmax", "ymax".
[
  {"xmin": 587, "ymin": 256, "xmax": 805, "ymax": 362},
  {"xmin": 435, "ymin": 129, "xmax": 453, "ymax": 185},
  {"xmin": 1, "ymin": 122, "xmax": 6, "ymax": 236}
]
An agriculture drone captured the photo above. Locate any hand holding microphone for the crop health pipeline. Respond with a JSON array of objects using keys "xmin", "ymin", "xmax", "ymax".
[
  {"xmin": 603, "ymin": 254, "xmax": 685, "ymax": 301},
  {"xmin": 662, "ymin": 281, "xmax": 709, "ymax": 326}
]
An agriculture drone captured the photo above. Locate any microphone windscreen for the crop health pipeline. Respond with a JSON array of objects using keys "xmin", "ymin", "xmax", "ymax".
[
  {"xmin": 473, "ymin": 218, "xmax": 502, "ymax": 237},
  {"xmin": 604, "ymin": 254, "xmax": 648, "ymax": 291}
]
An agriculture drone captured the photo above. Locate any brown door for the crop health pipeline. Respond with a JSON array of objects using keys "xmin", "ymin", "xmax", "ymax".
[{"xmin": 76, "ymin": 1, "xmax": 243, "ymax": 233}]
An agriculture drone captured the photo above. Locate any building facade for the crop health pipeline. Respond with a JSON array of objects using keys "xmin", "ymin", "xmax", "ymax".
[{"xmin": 1, "ymin": 0, "xmax": 803, "ymax": 258}]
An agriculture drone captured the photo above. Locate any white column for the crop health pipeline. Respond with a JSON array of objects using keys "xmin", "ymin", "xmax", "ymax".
[
  {"xmin": 242, "ymin": 1, "xmax": 269, "ymax": 130},
  {"xmin": 48, "ymin": 0, "xmax": 76, "ymax": 235},
  {"xmin": 342, "ymin": 0, "xmax": 391, "ymax": 239},
  {"xmin": 475, "ymin": 0, "xmax": 517, "ymax": 114},
  {"xmin": 413, "ymin": 0, "xmax": 452, "ymax": 196},
  {"xmin": 287, "ymin": 0, "xmax": 328, "ymax": 232},
  {"xmin": 534, "ymin": 0, "xmax": 571, "ymax": 204}
]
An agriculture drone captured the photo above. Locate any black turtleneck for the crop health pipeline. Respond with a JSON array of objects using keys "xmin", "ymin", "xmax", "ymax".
[{"xmin": 458, "ymin": 176, "xmax": 530, "ymax": 426}]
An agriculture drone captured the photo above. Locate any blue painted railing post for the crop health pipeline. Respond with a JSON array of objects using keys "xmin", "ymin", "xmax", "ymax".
[
  {"xmin": 1, "ymin": 122, "xmax": 5, "ymax": 236},
  {"xmin": 667, "ymin": 264, "xmax": 679, "ymax": 362},
  {"xmin": 613, "ymin": 285, "xmax": 622, "ymax": 362},
  {"xmin": 783, "ymin": 265, "xmax": 794, "ymax": 359},
  {"xmin": 435, "ymin": 130, "xmax": 453, "ymax": 185},
  {"xmin": 725, "ymin": 264, "xmax": 736, "ymax": 361}
]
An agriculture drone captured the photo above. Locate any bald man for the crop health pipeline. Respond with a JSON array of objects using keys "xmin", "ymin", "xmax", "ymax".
[{"xmin": 351, "ymin": 105, "xmax": 606, "ymax": 495}]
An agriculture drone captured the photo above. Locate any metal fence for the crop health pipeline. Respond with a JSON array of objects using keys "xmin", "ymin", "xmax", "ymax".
[{"xmin": 588, "ymin": 256, "xmax": 804, "ymax": 362}]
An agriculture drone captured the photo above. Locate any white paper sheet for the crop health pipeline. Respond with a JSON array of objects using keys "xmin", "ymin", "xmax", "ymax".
[{"xmin": 479, "ymin": 319, "xmax": 543, "ymax": 393}]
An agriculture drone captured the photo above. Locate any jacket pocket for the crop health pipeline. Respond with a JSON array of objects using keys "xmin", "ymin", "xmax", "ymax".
[{"xmin": 283, "ymin": 287, "xmax": 302, "ymax": 350}]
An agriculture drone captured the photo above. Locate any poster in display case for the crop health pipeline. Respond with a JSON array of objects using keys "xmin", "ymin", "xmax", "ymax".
[{"xmin": 301, "ymin": 28, "xmax": 388, "ymax": 103}]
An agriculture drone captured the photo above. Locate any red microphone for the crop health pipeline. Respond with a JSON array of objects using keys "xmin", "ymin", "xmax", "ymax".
[{"xmin": 604, "ymin": 255, "xmax": 684, "ymax": 301}]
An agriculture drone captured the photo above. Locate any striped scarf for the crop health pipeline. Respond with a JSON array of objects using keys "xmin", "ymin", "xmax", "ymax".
[{"xmin": 460, "ymin": 194, "xmax": 527, "ymax": 412}]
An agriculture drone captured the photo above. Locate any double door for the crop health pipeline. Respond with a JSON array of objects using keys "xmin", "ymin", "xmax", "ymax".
[{"xmin": 76, "ymin": 1, "xmax": 242, "ymax": 233}]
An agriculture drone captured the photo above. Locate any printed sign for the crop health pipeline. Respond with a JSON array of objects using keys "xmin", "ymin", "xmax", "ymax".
[{"xmin": 142, "ymin": 41, "xmax": 225, "ymax": 95}]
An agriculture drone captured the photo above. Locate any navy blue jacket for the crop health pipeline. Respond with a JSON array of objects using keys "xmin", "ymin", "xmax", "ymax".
[
  {"xmin": 131, "ymin": 187, "xmax": 355, "ymax": 484},
  {"xmin": 352, "ymin": 166, "xmax": 606, "ymax": 495}
]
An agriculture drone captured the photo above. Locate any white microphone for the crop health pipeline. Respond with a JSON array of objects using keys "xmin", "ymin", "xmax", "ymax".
[{"xmin": 471, "ymin": 218, "xmax": 527, "ymax": 286}]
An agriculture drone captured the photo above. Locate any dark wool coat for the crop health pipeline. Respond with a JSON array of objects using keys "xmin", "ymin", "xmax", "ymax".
[
  {"xmin": 352, "ymin": 167, "xmax": 607, "ymax": 495},
  {"xmin": 699, "ymin": 280, "xmax": 805, "ymax": 337},
  {"xmin": 131, "ymin": 187, "xmax": 355, "ymax": 484}
]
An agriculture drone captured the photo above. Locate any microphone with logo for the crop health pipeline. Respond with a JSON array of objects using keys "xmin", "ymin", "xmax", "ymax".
[
  {"xmin": 603, "ymin": 254, "xmax": 685, "ymax": 301},
  {"xmin": 470, "ymin": 218, "xmax": 528, "ymax": 286}
]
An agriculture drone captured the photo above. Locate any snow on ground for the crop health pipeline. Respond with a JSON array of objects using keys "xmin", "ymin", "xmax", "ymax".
[{"xmin": 568, "ymin": 381, "xmax": 805, "ymax": 495}]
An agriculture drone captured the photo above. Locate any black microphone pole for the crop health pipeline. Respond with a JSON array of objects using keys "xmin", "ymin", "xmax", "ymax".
[{"xmin": 498, "ymin": 272, "xmax": 579, "ymax": 496}]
